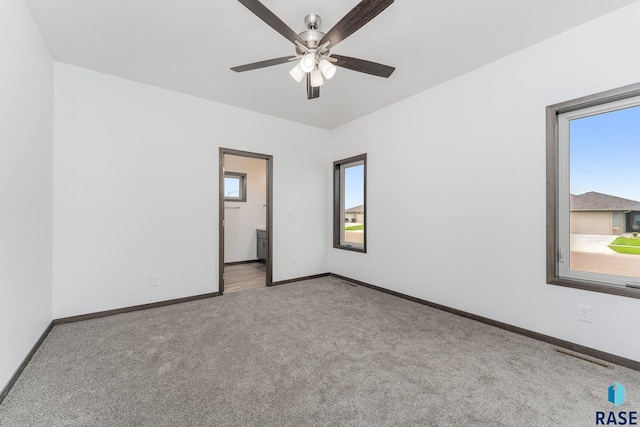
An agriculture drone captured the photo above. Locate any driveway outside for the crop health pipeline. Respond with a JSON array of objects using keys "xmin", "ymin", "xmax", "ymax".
[
  {"xmin": 570, "ymin": 233, "xmax": 640, "ymax": 278},
  {"xmin": 344, "ymin": 223, "xmax": 364, "ymax": 245},
  {"xmin": 570, "ymin": 233, "xmax": 617, "ymax": 254}
]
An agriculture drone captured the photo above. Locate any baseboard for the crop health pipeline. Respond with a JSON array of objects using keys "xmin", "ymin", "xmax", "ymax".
[
  {"xmin": 224, "ymin": 260, "xmax": 262, "ymax": 266},
  {"xmin": 53, "ymin": 291, "xmax": 221, "ymax": 325},
  {"xmin": 0, "ymin": 321, "xmax": 53, "ymax": 405},
  {"xmin": 270, "ymin": 273, "xmax": 330, "ymax": 287},
  {"xmin": 330, "ymin": 273, "xmax": 640, "ymax": 371}
]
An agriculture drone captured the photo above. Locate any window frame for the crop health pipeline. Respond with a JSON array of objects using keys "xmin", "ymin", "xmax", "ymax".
[
  {"xmin": 223, "ymin": 172, "xmax": 247, "ymax": 202},
  {"xmin": 546, "ymin": 82, "xmax": 640, "ymax": 299},
  {"xmin": 333, "ymin": 154, "xmax": 367, "ymax": 253}
]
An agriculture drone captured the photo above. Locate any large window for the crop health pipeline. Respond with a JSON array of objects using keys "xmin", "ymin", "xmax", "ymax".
[
  {"xmin": 224, "ymin": 172, "xmax": 246, "ymax": 202},
  {"xmin": 547, "ymin": 83, "xmax": 640, "ymax": 298},
  {"xmin": 333, "ymin": 154, "xmax": 366, "ymax": 252}
]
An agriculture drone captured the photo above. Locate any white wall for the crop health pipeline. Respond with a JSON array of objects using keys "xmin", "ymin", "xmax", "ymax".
[
  {"xmin": 9, "ymin": 0, "xmax": 637, "ymax": 377},
  {"xmin": 329, "ymin": 2, "xmax": 640, "ymax": 362},
  {"xmin": 52, "ymin": 63, "xmax": 329, "ymax": 318},
  {"xmin": 224, "ymin": 155, "xmax": 266, "ymax": 263},
  {"xmin": 0, "ymin": 0, "xmax": 53, "ymax": 391}
]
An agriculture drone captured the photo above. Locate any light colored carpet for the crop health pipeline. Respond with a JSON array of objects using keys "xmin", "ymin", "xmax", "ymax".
[{"xmin": 0, "ymin": 276, "xmax": 638, "ymax": 426}]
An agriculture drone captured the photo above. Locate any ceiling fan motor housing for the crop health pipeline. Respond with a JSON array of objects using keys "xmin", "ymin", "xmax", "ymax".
[{"xmin": 296, "ymin": 14, "xmax": 326, "ymax": 54}]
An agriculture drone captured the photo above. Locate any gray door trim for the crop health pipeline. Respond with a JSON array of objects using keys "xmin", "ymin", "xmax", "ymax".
[{"xmin": 219, "ymin": 147, "xmax": 273, "ymax": 294}]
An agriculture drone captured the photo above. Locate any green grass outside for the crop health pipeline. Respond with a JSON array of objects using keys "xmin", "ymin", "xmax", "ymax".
[
  {"xmin": 610, "ymin": 237, "xmax": 640, "ymax": 247},
  {"xmin": 608, "ymin": 245, "xmax": 640, "ymax": 255},
  {"xmin": 345, "ymin": 225, "xmax": 364, "ymax": 231},
  {"xmin": 608, "ymin": 236, "xmax": 640, "ymax": 254}
]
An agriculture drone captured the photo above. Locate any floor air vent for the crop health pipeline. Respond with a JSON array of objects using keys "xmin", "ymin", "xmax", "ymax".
[{"xmin": 553, "ymin": 348, "xmax": 615, "ymax": 369}]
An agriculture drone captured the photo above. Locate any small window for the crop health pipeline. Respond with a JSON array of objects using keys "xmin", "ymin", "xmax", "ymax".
[
  {"xmin": 547, "ymin": 83, "xmax": 640, "ymax": 298},
  {"xmin": 333, "ymin": 154, "xmax": 366, "ymax": 252},
  {"xmin": 224, "ymin": 172, "xmax": 246, "ymax": 202}
]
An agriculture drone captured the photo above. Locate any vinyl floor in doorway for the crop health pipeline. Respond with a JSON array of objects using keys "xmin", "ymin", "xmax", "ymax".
[{"xmin": 224, "ymin": 261, "xmax": 266, "ymax": 293}]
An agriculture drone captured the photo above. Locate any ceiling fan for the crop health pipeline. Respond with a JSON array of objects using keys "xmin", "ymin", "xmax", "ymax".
[{"xmin": 231, "ymin": 0, "xmax": 395, "ymax": 100}]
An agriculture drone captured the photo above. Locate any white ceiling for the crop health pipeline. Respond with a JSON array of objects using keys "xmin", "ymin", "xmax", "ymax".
[{"xmin": 25, "ymin": 0, "xmax": 638, "ymax": 129}]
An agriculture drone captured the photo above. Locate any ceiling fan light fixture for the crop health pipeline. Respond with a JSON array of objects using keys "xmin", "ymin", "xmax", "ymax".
[
  {"xmin": 289, "ymin": 63, "xmax": 305, "ymax": 83},
  {"xmin": 318, "ymin": 59, "xmax": 337, "ymax": 80},
  {"xmin": 300, "ymin": 53, "xmax": 316, "ymax": 73},
  {"xmin": 310, "ymin": 69, "xmax": 324, "ymax": 87},
  {"xmin": 231, "ymin": 3, "xmax": 396, "ymax": 100}
]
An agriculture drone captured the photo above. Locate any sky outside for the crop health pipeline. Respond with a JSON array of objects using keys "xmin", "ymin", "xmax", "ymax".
[
  {"xmin": 344, "ymin": 164, "xmax": 364, "ymax": 210},
  {"xmin": 224, "ymin": 177, "xmax": 240, "ymax": 197},
  {"xmin": 570, "ymin": 104, "xmax": 640, "ymax": 202}
]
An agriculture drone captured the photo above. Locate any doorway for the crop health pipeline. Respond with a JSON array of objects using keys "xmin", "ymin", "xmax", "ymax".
[{"xmin": 219, "ymin": 148, "xmax": 273, "ymax": 294}]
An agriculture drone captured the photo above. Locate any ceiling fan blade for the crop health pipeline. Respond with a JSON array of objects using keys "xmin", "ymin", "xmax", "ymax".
[
  {"xmin": 237, "ymin": 0, "xmax": 305, "ymax": 45},
  {"xmin": 319, "ymin": 0, "xmax": 394, "ymax": 49},
  {"xmin": 231, "ymin": 56, "xmax": 295, "ymax": 72},
  {"xmin": 307, "ymin": 74, "xmax": 320, "ymax": 99},
  {"xmin": 331, "ymin": 54, "xmax": 395, "ymax": 78}
]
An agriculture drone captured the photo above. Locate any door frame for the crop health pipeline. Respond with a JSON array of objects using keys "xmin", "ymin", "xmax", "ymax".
[{"xmin": 219, "ymin": 147, "xmax": 273, "ymax": 294}]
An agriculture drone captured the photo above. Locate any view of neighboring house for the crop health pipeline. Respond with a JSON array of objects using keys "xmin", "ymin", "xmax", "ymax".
[
  {"xmin": 570, "ymin": 191, "xmax": 640, "ymax": 235},
  {"xmin": 345, "ymin": 205, "xmax": 364, "ymax": 223}
]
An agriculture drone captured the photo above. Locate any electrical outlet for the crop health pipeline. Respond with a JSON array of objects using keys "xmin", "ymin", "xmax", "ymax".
[
  {"xmin": 293, "ymin": 258, "xmax": 299, "ymax": 267},
  {"xmin": 577, "ymin": 304, "xmax": 592, "ymax": 323},
  {"xmin": 357, "ymin": 260, "xmax": 364, "ymax": 270},
  {"xmin": 150, "ymin": 275, "xmax": 160, "ymax": 287}
]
